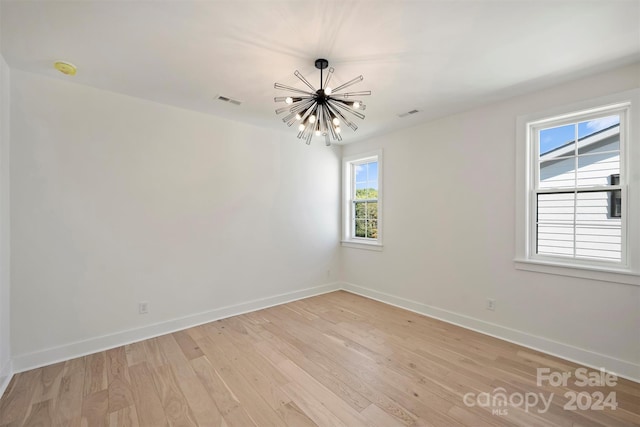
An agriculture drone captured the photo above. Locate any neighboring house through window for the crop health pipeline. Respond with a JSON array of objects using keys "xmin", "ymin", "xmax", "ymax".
[{"xmin": 342, "ymin": 150, "xmax": 383, "ymax": 250}]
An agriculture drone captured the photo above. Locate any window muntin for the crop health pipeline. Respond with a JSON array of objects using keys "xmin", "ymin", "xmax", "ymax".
[{"xmin": 533, "ymin": 111, "xmax": 624, "ymax": 264}]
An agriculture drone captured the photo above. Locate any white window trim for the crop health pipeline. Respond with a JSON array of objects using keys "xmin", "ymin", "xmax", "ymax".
[
  {"xmin": 342, "ymin": 150, "xmax": 383, "ymax": 250},
  {"xmin": 515, "ymin": 89, "xmax": 640, "ymax": 286}
]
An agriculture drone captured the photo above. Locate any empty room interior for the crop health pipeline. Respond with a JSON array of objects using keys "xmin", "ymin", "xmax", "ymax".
[{"xmin": 0, "ymin": 1, "xmax": 639, "ymax": 426}]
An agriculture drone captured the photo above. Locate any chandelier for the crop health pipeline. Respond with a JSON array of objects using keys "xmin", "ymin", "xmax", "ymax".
[{"xmin": 274, "ymin": 58, "xmax": 371, "ymax": 146}]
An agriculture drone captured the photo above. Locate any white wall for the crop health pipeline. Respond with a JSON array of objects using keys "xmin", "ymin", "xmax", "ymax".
[
  {"xmin": 10, "ymin": 70, "xmax": 341, "ymax": 369},
  {"xmin": 0, "ymin": 54, "xmax": 11, "ymax": 393},
  {"xmin": 341, "ymin": 63, "xmax": 640, "ymax": 380}
]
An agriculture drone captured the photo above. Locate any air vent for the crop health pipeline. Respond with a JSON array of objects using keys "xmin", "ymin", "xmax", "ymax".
[
  {"xmin": 398, "ymin": 109, "xmax": 420, "ymax": 118},
  {"xmin": 215, "ymin": 95, "xmax": 242, "ymax": 105}
]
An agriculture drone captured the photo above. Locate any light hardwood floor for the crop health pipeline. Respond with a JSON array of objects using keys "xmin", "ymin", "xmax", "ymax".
[{"xmin": 1, "ymin": 290, "xmax": 639, "ymax": 426}]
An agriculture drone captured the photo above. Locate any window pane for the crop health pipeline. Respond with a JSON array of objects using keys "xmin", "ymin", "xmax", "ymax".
[
  {"xmin": 355, "ymin": 219, "xmax": 366, "ymax": 237},
  {"xmin": 537, "ymin": 193, "xmax": 575, "ymax": 224},
  {"xmin": 576, "ymin": 153, "xmax": 619, "ymax": 187},
  {"xmin": 355, "ymin": 164, "xmax": 367, "ymax": 184},
  {"xmin": 537, "ymin": 193, "xmax": 575, "ymax": 257},
  {"xmin": 539, "ymin": 124, "xmax": 575, "ymax": 156},
  {"xmin": 367, "ymin": 220, "xmax": 378, "ymax": 239},
  {"xmin": 354, "ymin": 201, "xmax": 366, "ymax": 220},
  {"xmin": 539, "ymin": 157, "xmax": 576, "ymax": 189},
  {"xmin": 577, "ymin": 115, "xmax": 620, "ymax": 140},
  {"xmin": 578, "ymin": 115, "xmax": 620, "ymax": 155},
  {"xmin": 355, "ymin": 185, "xmax": 377, "ymax": 200},
  {"xmin": 367, "ymin": 162, "xmax": 378, "ymax": 190},
  {"xmin": 367, "ymin": 202, "xmax": 378, "ymax": 221},
  {"xmin": 576, "ymin": 191, "xmax": 621, "ymax": 261}
]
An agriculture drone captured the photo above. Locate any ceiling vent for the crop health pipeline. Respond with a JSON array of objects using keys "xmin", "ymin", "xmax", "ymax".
[
  {"xmin": 216, "ymin": 95, "xmax": 242, "ymax": 106},
  {"xmin": 398, "ymin": 109, "xmax": 419, "ymax": 118}
]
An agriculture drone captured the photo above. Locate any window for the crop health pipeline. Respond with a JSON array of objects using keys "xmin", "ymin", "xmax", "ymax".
[
  {"xmin": 342, "ymin": 151, "xmax": 382, "ymax": 249},
  {"xmin": 516, "ymin": 90, "xmax": 639, "ymax": 284}
]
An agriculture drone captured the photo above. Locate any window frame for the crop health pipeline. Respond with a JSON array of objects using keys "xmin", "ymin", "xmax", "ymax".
[
  {"xmin": 515, "ymin": 89, "xmax": 640, "ymax": 285},
  {"xmin": 342, "ymin": 150, "xmax": 383, "ymax": 250}
]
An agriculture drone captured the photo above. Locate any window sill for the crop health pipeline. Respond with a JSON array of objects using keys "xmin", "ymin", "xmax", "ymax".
[
  {"xmin": 341, "ymin": 240, "xmax": 383, "ymax": 251},
  {"xmin": 514, "ymin": 258, "xmax": 639, "ymax": 286}
]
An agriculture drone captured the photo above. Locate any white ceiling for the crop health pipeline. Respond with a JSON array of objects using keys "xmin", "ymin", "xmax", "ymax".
[{"xmin": 2, "ymin": 1, "xmax": 639, "ymax": 144}]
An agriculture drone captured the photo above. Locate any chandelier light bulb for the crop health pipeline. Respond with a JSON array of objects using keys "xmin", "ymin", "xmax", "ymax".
[
  {"xmin": 295, "ymin": 113, "xmax": 302, "ymax": 120},
  {"xmin": 336, "ymin": 126, "xmax": 341, "ymax": 133},
  {"xmin": 298, "ymin": 123, "xmax": 305, "ymax": 131},
  {"xmin": 353, "ymin": 101, "xmax": 360, "ymax": 109},
  {"xmin": 325, "ymin": 87, "xmax": 332, "ymax": 95},
  {"xmin": 309, "ymin": 114, "xmax": 316, "ymax": 124},
  {"xmin": 332, "ymin": 117, "xmax": 340, "ymax": 126},
  {"xmin": 285, "ymin": 97, "xmax": 293, "ymax": 104},
  {"xmin": 315, "ymin": 129, "xmax": 321, "ymax": 136}
]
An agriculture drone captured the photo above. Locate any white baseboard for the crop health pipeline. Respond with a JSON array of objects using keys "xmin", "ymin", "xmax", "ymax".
[
  {"xmin": 0, "ymin": 359, "xmax": 12, "ymax": 399},
  {"xmin": 341, "ymin": 282, "xmax": 640, "ymax": 383},
  {"xmin": 12, "ymin": 282, "xmax": 341, "ymax": 373}
]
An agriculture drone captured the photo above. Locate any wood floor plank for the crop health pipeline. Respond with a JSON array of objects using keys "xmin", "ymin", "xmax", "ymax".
[
  {"xmin": 105, "ymin": 347, "xmax": 134, "ymax": 414},
  {"xmin": 195, "ymin": 336, "xmax": 285, "ymax": 426},
  {"xmin": 2, "ymin": 291, "xmax": 639, "ymax": 427},
  {"xmin": 171, "ymin": 331, "xmax": 203, "ymax": 361},
  {"xmin": 31, "ymin": 363, "xmax": 65, "ymax": 405},
  {"xmin": 107, "ymin": 406, "xmax": 139, "ymax": 427},
  {"xmin": 124, "ymin": 342, "xmax": 147, "ymax": 368},
  {"xmin": 153, "ymin": 335, "xmax": 225, "ymax": 426},
  {"xmin": 81, "ymin": 389, "xmax": 108, "ymax": 427},
  {"xmin": 127, "ymin": 363, "xmax": 166, "ymax": 427},
  {"xmin": 22, "ymin": 399, "xmax": 53, "ymax": 427},
  {"xmin": 361, "ymin": 403, "xmax": 406, "ymax": 427},
  {"xmin": 149, "ymin": 364, "xmax": 197, "ymax": 426},
  {"xmin": 83, "ymin": 353, "xmax": 107, "ymax": 397},
  {"xmin": 52, "ymin": 357, "xmax": 85, "ymax": 427},
  {"xmin": 0, "ymin": 370, "xmax": 42, "ymax": 425},
  {"xmin": 189, "ymin": 356, "xmax": 257, "ymax": 427}
]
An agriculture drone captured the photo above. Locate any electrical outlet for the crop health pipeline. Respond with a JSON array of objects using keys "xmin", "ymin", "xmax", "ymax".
[
  {"xmin": 139, "ymin": 301, "xmax": 149, "ymax": 314},
  {"xmin": 486, "ymin": 298, "xmax": 495, "ymax": 311}
]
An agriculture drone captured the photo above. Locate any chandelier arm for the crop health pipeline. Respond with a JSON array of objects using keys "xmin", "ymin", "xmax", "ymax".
[
  {"xmin": 328, "ymin": 90, "xmax": 371, "ymax": 98},
  {"xmin": 325, "ymin": 105, "xmax": 339, "ymax": 141},
  {"xmin": 294, "ymin": 71, "xmax": 317, "ymax": 92},
  {"xmin": 274, "ymin": 83, "xmax": 314, "ymax": 96},
  {"xmin": 275, "ymin": 98, "xmax": 313, "ymax": 115},
  {"xmin": 289, "ymin": 99, "xmax": 315, "ymax": 113},
  {"xmin": 283, "ymin": 111, "xmax": 302, "ymax": 124},
  {"xmin": 275, "ymin": 105, "xmax": 292, "ymax": 114},
  {"xmin": 327, "ymin": 99, "xmax": 366, "ymax": 120},
  {"xmin": 319, "ymin": 105, "xmax": 327, "ymax": 135},
  {"xmin": 325, "ymin": 105, "xmax": 337, "ymax": 138},
  {"xmin": 323, "ymin": 67, "xmax": 334, "ymax": 91},
  {"xmin": 330, "ymin": 98, "xmax": 365, "ymax": 110},
  {"xmin": 274, "ymin": 95, "xmax": 313, "ymax": 103},
  {"xmin": 326, "ymin": 101, "xmax": 358, "ymax": 131},
  {"xmin": 298, "ymin": 101, "xmax": 317, "ymax": 124},
  {"xmin": 331, "ymin": 75, "xmax": 364, "ymax": 93}
]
